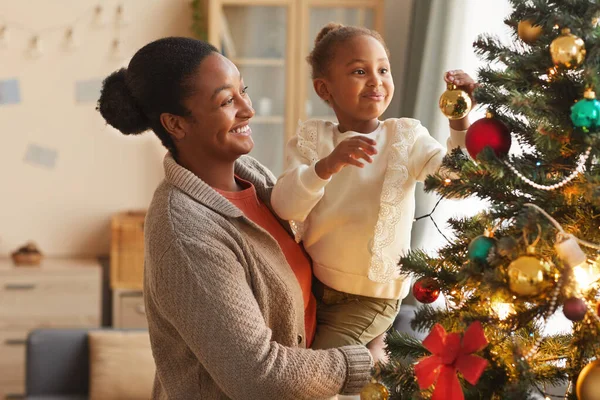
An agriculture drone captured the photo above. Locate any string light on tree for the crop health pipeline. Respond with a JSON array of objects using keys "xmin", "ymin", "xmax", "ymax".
[
  {"xmin": 550, "ymin": 27, "xmax": 586, "ymax": 69},
  {"xmin": 555, "ymin": 231, "xmax": 600, "ymax": 293},
  {"xmin": 572, "ymin": 259, "xmax": 600, "ymax": 292},
  {"xmin": 544, "ymin": 65, "xmax": 558, "ymax": 82},
  {"xmin": 491, "ymin": 299, "xmax": 515, "ymax": 321}
]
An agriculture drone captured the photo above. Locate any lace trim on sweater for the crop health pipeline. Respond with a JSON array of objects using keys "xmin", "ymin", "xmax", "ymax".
[
  {"xmin": 367, "ymin": 119, "xmax": 418, "ymax": 283},
  {"xmin": 290, "ymin": 121, "xmax": 319, "ymax": 243}
]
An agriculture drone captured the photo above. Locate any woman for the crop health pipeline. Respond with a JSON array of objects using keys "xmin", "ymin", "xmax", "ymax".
[{"xmin": 97, "ymin": 37, "xmax": 373, "ymax": 399}]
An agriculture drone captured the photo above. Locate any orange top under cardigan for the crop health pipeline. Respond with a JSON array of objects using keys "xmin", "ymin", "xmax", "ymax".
[{"xmin": 216, "ymin": 177, "xmax": 316, "ymax": 347}]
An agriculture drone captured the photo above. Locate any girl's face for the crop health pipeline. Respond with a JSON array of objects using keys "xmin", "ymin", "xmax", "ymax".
[
  {"xmin": 176, "ymin": 53, "xmax": 255, "ymax": 163},
  {"xmin": 314, "ymin": 35, "xmax": 394, "ymax": 131}
]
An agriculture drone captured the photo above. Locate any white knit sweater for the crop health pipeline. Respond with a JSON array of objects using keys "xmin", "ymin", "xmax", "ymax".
[{"xmin": 271, "ymin": 118, "xmax": 466, "ymax": 300}]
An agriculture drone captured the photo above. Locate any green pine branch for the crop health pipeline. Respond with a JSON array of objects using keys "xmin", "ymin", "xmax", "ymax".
[{"xmin": 381, "ymin": 0, "xmax": 600, "ymax": 397}]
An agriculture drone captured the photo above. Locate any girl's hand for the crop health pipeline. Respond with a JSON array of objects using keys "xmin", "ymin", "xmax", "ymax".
[
  {"xmin": 315, "ymin": 136, "xmax": 377, "ymax": 180},
  {"xmin": 444, "ymin": 70, "xmax": 478, "ymax": 104}
]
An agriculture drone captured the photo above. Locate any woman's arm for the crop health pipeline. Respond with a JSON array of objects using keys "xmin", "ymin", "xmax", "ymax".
[{"xmin": 147, "ymin": 239, "xmax": 372, "ymax": 400}]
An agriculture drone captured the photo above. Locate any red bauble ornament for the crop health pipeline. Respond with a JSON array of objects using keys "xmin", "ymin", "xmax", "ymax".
[
  {"xmin": 413, "ymin": 277, "xmax": 441, "ymax": 304},
  {"xmin": 465, "ymin": 114, "xmax": 512, "ymax": 159},
  {"xmin": 563, "ymin": 297, "xmax": 587, "ymax": 321}
]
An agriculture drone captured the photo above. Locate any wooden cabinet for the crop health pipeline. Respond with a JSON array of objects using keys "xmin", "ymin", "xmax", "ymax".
[
  {"xmin": 0, "ymin": 258, "xmax": 101, "ymax": 399},
  {"xmin": 111, "ymin": 211, "xmax": 146, "ymax": 290},
  {"xmin": 112, "ymin": 288, "xmax": 148, "ymax": 329},
  {"xmin": 207, "ymin": 0, "xmax": 384, "ymax": 176}
]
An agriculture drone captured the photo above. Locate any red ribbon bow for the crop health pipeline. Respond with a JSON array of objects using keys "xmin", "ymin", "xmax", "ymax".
[{"xmin": 414, "ymin": 321, "xmax": 489, "ymax": 400}]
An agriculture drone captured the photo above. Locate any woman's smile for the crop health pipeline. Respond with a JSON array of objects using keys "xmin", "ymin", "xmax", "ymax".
[{"xmin": 229, "ymin": 123, "xmax": 252, "ymax": 137}]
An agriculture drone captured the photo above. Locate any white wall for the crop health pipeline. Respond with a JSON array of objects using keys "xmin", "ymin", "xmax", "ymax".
[
  {"xmin": 0, "ymin": 0, "xmax": 192, "ymax": 257},
  {"xmin": 0, "ymin": 0, "xmax": 435, "ymax": 258}
]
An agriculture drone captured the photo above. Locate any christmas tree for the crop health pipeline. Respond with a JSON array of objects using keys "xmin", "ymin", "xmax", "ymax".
[{"xmin": 371, "ymin": 0, "xmax": 600, "ymax": 399}]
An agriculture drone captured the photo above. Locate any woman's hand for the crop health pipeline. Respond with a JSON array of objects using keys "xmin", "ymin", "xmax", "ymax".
[
  {"xmin": 315, "ymin": 136, "xmax": 377, "ymax": 180},
  {"xmin": 444, "ymin": 70, "xmax": 478, "ymax": 130}
]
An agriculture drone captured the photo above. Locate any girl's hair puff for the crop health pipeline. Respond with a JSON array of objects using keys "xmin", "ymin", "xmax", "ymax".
[{"xmin": 306, "ymin": 22, "xmax": 390, "ymax": 79}]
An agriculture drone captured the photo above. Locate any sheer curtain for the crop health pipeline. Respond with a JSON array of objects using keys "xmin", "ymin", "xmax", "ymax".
[{"xmin": 401, "ymin": 0, "xmax": 513, "ymax": 253}]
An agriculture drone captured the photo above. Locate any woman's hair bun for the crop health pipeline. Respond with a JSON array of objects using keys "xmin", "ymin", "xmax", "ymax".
[
  {"xmin": 97, "ymin": 68, "xmax": 150, "ymax": 135},
  {"xmin": 314, "ymin": 22, "xmax": 344, "ymax": 47}
]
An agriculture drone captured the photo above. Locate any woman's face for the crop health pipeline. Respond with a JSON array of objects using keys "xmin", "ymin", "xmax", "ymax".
[{"xmin": 178, "ymin": 53, "xmax": 255, "ymax": 162}]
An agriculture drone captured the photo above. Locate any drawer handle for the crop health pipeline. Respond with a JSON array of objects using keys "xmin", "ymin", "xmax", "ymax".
[
  {"xmin": 135, "ymin": 304, "xmax": 146, "ymax": 315},
  {"xmin": 5, "ymin": 283, "xmax": 36, "ymax": 290},
  {"xmin": 5, "ymin": 338, "xmax": 26, "ymax": 346}
]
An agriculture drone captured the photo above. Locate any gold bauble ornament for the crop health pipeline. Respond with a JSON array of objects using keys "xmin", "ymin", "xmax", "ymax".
[
  {"xmin": 577, "ymin": 360, "xmax": 600, "ymax": 400},
  {"xmin": 439, "ymin": 83, "xmax": 473, "ymax": 120},
  {"xmin": 360, "ymin": 381, "xmax": 389, "ymax": 400},
  {"xmin": 507, "ymin": 255, "xmax": 552, "ymax": 296},
  {"xmin": 550, "ymin": 28, "xmax": 586, "ymax": 68},
  {"xmin": 518, "ymin": 20, "xmax": 543, "ymax": 44}
]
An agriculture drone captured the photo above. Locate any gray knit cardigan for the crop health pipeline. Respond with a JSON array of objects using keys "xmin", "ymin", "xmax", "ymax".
[{"xmin": 143, "ymin": 153, "xmax": 373, "ymax": 399}]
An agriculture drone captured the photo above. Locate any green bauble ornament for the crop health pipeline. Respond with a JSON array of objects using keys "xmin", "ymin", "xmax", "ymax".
[
  {"xmin": 468, "ymin": 235, "xmax": 497, "ymax": 265},
  {"xmin": 571, "ymin": 88, "xmax": 600, "ymax": 131}
]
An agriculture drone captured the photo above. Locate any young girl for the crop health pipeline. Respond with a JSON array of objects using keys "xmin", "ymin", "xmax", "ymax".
[{"xmin": 271, "ymin": 23, "xmax": 476, "ymax": 354}]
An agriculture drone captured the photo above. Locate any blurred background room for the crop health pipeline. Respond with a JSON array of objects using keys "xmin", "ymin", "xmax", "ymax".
[{"xmin": 0, "ymin": 0, "xmax": 517, "ymax": 398}]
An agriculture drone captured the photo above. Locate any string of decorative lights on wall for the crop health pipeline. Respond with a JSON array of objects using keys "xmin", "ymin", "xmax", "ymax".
[{"xmin": 0, "ymin": 1, "xmax": 132, "ymax": 58}]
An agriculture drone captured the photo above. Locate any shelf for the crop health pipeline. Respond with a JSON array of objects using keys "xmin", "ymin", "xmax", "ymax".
[
  {"xmin": 232, "ymin": 57, "xmax": 285, "ymax": 67},
  {"xmin": 252, "ymin": 116, "xmax": 285, "ymax": 124}
]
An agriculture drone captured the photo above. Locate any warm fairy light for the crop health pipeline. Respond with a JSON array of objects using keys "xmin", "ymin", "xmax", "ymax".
[
  {"xmin": 573, "ymin": 259, "xmax": 600, "ymax": 292},
  {"xmin": 491, "ymin": 301, "xmax": 515, "ymax": 321},
  {"xmin": 444, "ymin": 178, "xmax": 452, "ymax": 185},
  {"xmin": 29, "ymin": 35, "xmax": 42, "ymax": 58}
]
